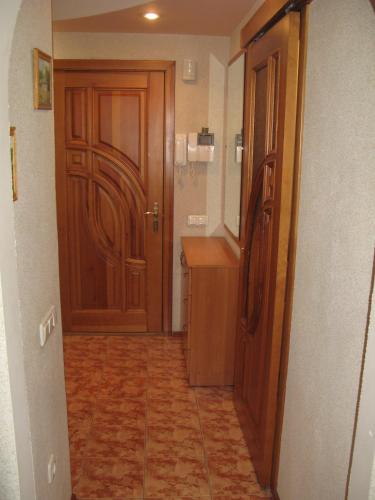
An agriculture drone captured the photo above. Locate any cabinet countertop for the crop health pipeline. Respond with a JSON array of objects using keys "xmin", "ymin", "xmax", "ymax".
[{"xmin": 182, "ymin": 237, "xmax": 239, "ymax": 268}]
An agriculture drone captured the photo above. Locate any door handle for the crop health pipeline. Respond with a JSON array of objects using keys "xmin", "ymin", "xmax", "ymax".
[{"xmin": 144, "ymin": 202, "xmax": 159, "ymax": 232}]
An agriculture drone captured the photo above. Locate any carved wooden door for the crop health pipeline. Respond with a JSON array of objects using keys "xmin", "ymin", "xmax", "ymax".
[
  {"xmin": 234, "ymin": 13, "xmax": 300, "ymax": 486},
  {"xmin": 54, "ymin": 68, "xmax": 165, "ymax": 333}
]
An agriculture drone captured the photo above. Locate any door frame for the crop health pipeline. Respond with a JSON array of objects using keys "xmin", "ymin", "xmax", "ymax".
[
  {"xmin": 238, "ymin": 0, "xmax": 310, "ymax": 495},
  {"xmin": 54, "ymin": 59, "xmax": 175, "ymax": 333}
]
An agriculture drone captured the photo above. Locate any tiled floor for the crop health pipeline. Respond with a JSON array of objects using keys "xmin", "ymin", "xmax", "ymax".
[{"xmin": 64, "ymin": 334, "xmax": 272, "ymax": 500}]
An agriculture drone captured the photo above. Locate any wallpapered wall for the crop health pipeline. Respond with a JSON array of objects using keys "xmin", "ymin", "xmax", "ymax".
[
  {"xmin": 278, "ymin": 0, "xmax": 375, "ymax": 497},
  {"xmin": 8, "ymin": 0, "xmax": 71, "ymax": 498}
]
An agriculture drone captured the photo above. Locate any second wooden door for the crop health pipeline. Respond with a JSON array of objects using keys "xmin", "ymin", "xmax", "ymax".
[
  {"xmin": 235, "ymin": 12, "xmax": 300, "ymax": 487},
  {"xmin": 54, "ymin": 66, "xmax": 166, "ymax": 333}
]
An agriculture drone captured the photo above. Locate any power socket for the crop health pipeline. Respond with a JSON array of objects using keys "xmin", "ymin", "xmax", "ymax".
[
  {"xmin": 47, "ymin": 454, "xmax": 56, "ymax": 484},
  {"xmin": 187, "ymin": 215, "xmax": 208, "ymax": 226}
]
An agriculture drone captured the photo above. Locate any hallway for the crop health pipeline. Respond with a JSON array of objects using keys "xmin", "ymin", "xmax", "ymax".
[{"xmin": 64, "ymin": 334, "xmax": 271, "ymax": 499}]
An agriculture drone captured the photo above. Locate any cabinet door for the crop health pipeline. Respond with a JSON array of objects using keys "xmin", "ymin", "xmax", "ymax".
[{"xmin": 190, "ymin": 267, "xmax": 237, "ymax": 386}]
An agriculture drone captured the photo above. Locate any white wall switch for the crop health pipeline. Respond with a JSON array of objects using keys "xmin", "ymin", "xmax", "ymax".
[
  {"xmin": 39, "ymin": 306, "xmax": 57, "ymax": 347},
  {"xmin": 187, "ymin": 215, "xmax": 209, "ymax": 226}
]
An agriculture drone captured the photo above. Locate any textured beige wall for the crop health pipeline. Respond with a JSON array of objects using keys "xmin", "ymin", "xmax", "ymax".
[
  {"xmin": 0, "ymin": 284, "xmax": 20, "ymax": 500},
  {"xmin": 348, "ymin": 269, "xmax": 375, "ymax": 499},
  {"xmin": 53, "ymin": 32, "xmax": 230, "ymax": 331},
  {"xmin": 278, "ymin": 0, "xmax": 375, "ymax": 498},
  {"xmin": 371, "ymin": 455, "xmax": 375, "ymax": 500},
  {"xmin": 0, "ymin": 1, "xmax": 36, "ymax": 499},
  {"xmin": 8, "ymin": 1, "xmax": 71, "ymax": 499}
]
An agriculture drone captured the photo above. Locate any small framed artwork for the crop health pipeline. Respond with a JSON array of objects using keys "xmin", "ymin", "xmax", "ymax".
[
  {"xmin": 33, "ymin": 48, "xmax": 52, "ymax": 110},
  {"xmin": 9, "ymin": 127, "xmax": 17, "ymax": 201}
]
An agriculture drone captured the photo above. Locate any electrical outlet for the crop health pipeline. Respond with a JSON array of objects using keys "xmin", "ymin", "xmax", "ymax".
[
  {"xmin": 47, "ymin": 454, "xmax": 56, "ymax": 484},
  {"xmin": 187, "ymin": 215, "xmax": 208, "ymax": 226},
  {"xmin": 39, "ymin": 306, "xmax": 57, "ymax": 347}
]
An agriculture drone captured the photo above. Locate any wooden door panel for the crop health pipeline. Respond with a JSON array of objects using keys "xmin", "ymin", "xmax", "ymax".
[
  {"xmin": 126, "ymin": 259, "xmax": 146, "ymax": 311},
  {"xmin": 235, "ymin": 12, "xmax": 300, "ymax": 487},
  {"xmin": 241, "ymin": 166, "xmax": 274, "ymax": 431},
  {"xmin": 66, "ymin": 173, "xmax": 124, "ymax": 310},
  {"xmin": 64, "ymin": 71, "xmax": 149, "ymax": 89},
  {"xmin": 92, "ymin": 153, "xmax": 146, "ymax": 259},
  {"xmin": 55, "ymin": 68, "xmax": 165, "ymax": 333},
  {"xmin": 65, "ymin": 88, "xmax": 89, "ymax": 145},
  {"xmin": 93, "ymin": 89, "xmax": 146, "ymax": 175}
]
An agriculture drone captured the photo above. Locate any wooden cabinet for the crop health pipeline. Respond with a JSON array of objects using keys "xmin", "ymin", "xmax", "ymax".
[{"xmin": 181, "ymin": 237, "xmax": 239, "ymax": 386}]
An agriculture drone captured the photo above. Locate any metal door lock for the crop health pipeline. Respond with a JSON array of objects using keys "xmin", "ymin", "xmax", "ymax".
[{"xmin": 144, "ymin": 202, "xmax": 159, "ymax": 232}]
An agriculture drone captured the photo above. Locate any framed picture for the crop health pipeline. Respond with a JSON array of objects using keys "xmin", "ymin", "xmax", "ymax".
[
  {"xmin": 9, "ymin": 127, "xmax": 17, "ymax": 201},
  {"xmin": 33, "ymin": 48, "xmax": 52, "ymax": 110}
]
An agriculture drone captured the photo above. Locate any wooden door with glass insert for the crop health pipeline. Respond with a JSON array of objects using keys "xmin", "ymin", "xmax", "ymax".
[
  {"xmin": 54, "ymin": 67, "xmax": 166, "ymax": 333},
  {"xmin": 234, "ymin": 12, "xmax": 300, "ymax": 486}
]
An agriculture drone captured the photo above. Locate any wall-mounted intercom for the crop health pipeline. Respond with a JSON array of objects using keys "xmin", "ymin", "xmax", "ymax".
[{"xmin": 188, "ymin": 128, "xmax": 215, "ymax": 162}]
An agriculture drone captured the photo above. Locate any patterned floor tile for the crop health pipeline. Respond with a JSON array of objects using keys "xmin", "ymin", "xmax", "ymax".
[
  {"xmin": 85, "ymin": 423, "xmax": 145, "ymax": 459},
  {"xmin": 92, "ymin": 398, "xmax": 146, "ymax": 427},
  {"xmin": 147, "ymin": 399, "xmax": 200, "ymax": 427},
  {"xmin": 65, "ymin": 380, "xmax": 102, "ymax": 401},
  {"xmin": 212, "ymin": 496, "xmax": 272, "ymax": 500},
  {"xmin": 77, "ymin": 458, "xmax": 144, "ymax": 498},
  {"xmin": 67, "ymin": 398, "xmax": 95, "ymax": 427},
  {"xmin": 146, "ymin": 497, "xmax": 211, "ymax": 500},
  {"xmin": 147, "ymin": 421, "xmax": 205, "ymax": 460},
  {"xmin": 68, "ymin": 422, "xmax": 92, "ymax": 457},
  {"xmin": 145, "ymin": 456, "xmax": 210, "ymax": 498},
  {"xmin": 70, "ymin": 459, "xmax": 83, "ymax": 490},
  {"xmin": 99, "ymin": 375, "xmax": 148, "ymax": 399},
  {"xmin": 148, "ymin": 385, "xmax": 195, "ymax": 402},
  {"xmin": 207, "ymin": 452, "xmax": 268, "ymax": 497},
  {"xmin": 64, "ymin": 335, "xmax": 266, "ymax": 499}
]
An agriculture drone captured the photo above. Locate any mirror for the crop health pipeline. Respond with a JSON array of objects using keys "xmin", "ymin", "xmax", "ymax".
[{"xmin": 224, "ymin": 52, "xmax": 245, "ymax": 240}]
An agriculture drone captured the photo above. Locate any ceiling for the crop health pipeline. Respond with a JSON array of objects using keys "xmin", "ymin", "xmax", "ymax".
[
  {"xmin": 52, "ymin": 0, "xmax": 150, "ymax": 21},
  {"xmin": 52, "ymin": 0, "xmax": 255, "ymax": 36}
]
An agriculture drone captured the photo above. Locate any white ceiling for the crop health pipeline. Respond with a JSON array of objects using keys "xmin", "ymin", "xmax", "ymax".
[
  {"xmin": 52, "ymin": 0, "xmax": 150, "ymax": 21},
  {"xmin": 53, "ymin": 0, "xmax": 255, "ymax": 36}
]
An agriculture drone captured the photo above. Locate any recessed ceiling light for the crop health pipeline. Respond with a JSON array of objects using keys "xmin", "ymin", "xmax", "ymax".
[{"xmin": 144, "ymin": 12, "xmax": 159, "ymax": 20}]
